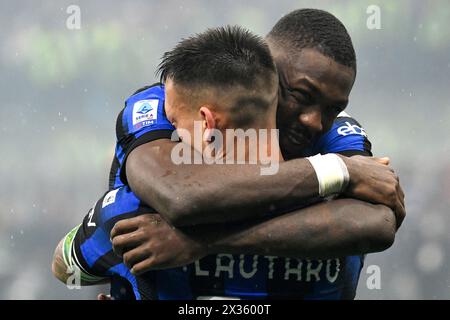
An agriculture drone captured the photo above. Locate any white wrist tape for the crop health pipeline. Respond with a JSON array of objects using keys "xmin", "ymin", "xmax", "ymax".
[{"xmin": 307, "ymin": 154, "xmax": 350, "ymax": 197}]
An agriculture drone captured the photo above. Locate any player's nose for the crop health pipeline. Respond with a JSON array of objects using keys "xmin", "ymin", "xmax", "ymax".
[{"xmin": 298, "ymin": 109, "xmax": 323, "ymax": 134}]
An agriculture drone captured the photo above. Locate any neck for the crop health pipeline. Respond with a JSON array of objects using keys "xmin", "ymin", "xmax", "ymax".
[{"xmin": 211, "ymin": 120, "xmax": 284, "ymax": 166}]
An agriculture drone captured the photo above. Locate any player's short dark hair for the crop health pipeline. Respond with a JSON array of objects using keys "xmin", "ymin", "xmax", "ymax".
[
  {"xmin": 267, "ymin": 9, "xmax": 356, "ymax": 72},
  {"xmin": 157, "ymin": 25, "xmax": 277, "ymax": 90}
]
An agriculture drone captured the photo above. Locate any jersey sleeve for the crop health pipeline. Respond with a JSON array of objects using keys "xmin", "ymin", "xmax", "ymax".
[
  {"xmin": 313, "ymin": 112, "xmax": 373, "ymax": 157},
  {"xmin": 64, "ymin": 196, "xmax": 117, "ymax": 283},
  {"xmin": 109, "ymin": 83, "xmax": 176, "ymax": 189},
  {"xmin": 65, "ymin": 187, "xmax": 155, "ymax": 284}
]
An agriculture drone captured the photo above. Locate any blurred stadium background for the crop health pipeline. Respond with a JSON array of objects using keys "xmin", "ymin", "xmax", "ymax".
[{"xmin": 0, "ymin": 0, "xmax": 449, "ymax": 299}]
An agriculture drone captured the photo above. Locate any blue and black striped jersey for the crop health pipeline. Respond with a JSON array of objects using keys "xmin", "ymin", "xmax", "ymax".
[
  {"xmin": 71, "ymin": 185, "xmax": 364, "ymax": 299},
  {"xmin": 108, "ymin": 83, "xmax": 175, "ymax": 190},
  {"xmin": 78, "ymin": 86, "xmax": 372, "ymax": 300}
]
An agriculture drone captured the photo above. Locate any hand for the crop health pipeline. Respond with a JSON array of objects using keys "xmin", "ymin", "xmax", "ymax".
[
  {"xmin": 110, "ymin": 214, "xmax": 207, "ymax": 275},
  {"xmin": 97, "ymin": 293, "xmax": 113, "ymax": 300},
  {"xmin": 340, "ymin": 155, "xmax": 405, "ymax": 229}
]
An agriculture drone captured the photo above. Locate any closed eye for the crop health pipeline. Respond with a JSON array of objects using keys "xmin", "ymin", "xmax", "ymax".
[{"xmin": 288, "ymin": 88, "xmax": 313, "ymax": 105}]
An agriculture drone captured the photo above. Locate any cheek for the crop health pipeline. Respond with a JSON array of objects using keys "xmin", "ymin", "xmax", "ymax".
[
  {"xmin": 322, "ymin": 112, "xmax": 338, "ymax": 132},
  {"xmin": 277, "ymin": 102, "xmax": 298, "ymax": 124}
]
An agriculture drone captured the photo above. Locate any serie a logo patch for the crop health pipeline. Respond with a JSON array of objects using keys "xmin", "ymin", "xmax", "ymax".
[{"xmin": 132, "ymin": 99, "xmax": 159, "ymax": 129}]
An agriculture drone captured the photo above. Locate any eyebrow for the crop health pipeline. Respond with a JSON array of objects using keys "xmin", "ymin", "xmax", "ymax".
[
  {"xmin": 292, "ymin": 77, "xmax": 348, "ymax": 106},
  {"xmin": 293, "ymin": 76, "xmax": 320, "ymax": 94}
]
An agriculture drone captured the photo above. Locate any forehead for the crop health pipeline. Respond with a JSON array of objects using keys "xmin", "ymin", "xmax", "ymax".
[{"xmin": 275, "ymin": 48, "xmax": 355, "ymax": 98}]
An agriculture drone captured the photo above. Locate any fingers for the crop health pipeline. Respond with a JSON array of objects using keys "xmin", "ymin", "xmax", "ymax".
[
  {"xmin": 394, "ymin": 197, "xmax": 406, "ymax": 230},
  {"xmin": 395, "ymin": 181, "xmax": 406, "ymax": 230},
  {"xmin": 123, "ymin": 245, "xmax": 153, "ymax": 272},
  {"xmin": 373, "ymin": 156, "xmax": 390, "ymax": 165},
  {"xmin": 111, "ymin": 230, "xmax": 144, "ymax": 257},
  {"xmin": 110, "ymin": 217, "xmax": 141, "ymax": 240},
  {"xmin": 130, "ymin": 259, "xmax": 157, "ymax": 275},
  {"xmin": 397, "ymin": 177, "xmax": 405, "ymax": 202},
  {"xmin": 97, "ymin": 293, "xmax": 112, "ymax": 300}
]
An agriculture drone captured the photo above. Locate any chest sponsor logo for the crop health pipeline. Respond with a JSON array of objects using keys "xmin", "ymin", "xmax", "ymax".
[
  {"xmin": 337, "ymin": 121, "xmax": 368, "ymax": 137},
  {"xmin": 132, "ymin": 99, "xmax": 159, "ymax": 129}
]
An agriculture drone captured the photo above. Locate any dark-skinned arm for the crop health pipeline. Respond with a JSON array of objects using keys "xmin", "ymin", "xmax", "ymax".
[
  {"xmin": 126, "ymin": 139, "xmax": 403, "ymax": 227},
  {"xmin": 111, "ymin": 198, "xmax": 396, "ymax": 274},
  {"xmin": 208, "ymin": 199, "xmax": 396, "ymax": 259}
]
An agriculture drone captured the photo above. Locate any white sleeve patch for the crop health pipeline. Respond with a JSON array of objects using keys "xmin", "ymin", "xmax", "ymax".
[
  {"xmin": 337, "ymin": 111, "xmax": 350, "ymax": 118},
  {"xmin": 102, "ymin": 189, "xmax": 120, "ymax": 208}
]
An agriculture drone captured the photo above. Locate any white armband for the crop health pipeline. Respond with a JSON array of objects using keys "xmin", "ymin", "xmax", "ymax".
[
  {"xmin": 61, "ymin": 224, "xmax": 107, "ymax": 283},
  {"xmin": 307, "ymin": 154, "xmax": 350, "ymax": 197}
]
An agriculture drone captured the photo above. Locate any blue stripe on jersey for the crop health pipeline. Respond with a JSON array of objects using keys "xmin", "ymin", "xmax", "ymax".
[
  {"xmin": 108, "ymin": 263, "xmax": 141, "ymax": 300},
  {"xmin": 80, "ymin": 227, "xmax": 112, "ymax": 268},
  {"xmin": 321, "ymin": 135, "xmax": 364, "ymax": 154},
  {"xmin": 313, "ymin": 117, "xmax": 368, "ymax": 155},
  {"xmin": 342, "ymin": 255, "xmax": 364, "ymax": 299},
  {"xmin": 100, "ymin": 188, "xmax": 141, "ymax": 223},
  {"xmin": 110, "ymin": 84, "xmax": 175, "ymax": 190},
  {"xmin": 113, "ymin": 144, "xmax": 125, "ymax": 189},
  {"xmin": 224, "ymin": 254, "xmax": 267, "ymax": 298},
  {"xmin": 225, "ymin": 290, "xmax": 267, "ymax": 297}
]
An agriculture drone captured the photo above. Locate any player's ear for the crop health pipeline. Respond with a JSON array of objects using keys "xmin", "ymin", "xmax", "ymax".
[{"xmin": 199, "ymin": 106, "xmax": 216, "ymax": 142}]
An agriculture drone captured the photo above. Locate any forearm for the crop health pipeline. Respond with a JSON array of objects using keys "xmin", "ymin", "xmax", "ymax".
[
  {"xmin": 51, "ymin": 227, "xmax": 109, "ymax": 286},
  {"xmin": 52, "ymin": 238, "xmax": 71, "ymax": 284},
  {"xmin": 191, "ymin": 199, "xmax": 396, "ymax": 259},
  {"xmin": 127, "ymin": 141, "xmax": 319, "ymax": 227}
]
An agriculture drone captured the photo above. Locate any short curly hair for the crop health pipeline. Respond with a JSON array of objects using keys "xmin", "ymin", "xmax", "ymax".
[{"xmin": 267, "ymin": 9, "xmax": 356, "ymax": 72}]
